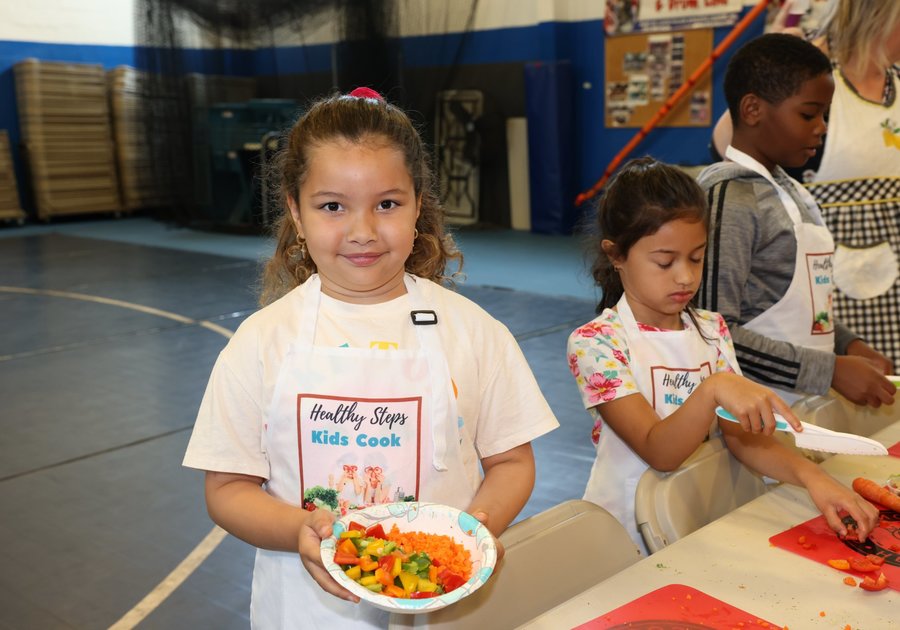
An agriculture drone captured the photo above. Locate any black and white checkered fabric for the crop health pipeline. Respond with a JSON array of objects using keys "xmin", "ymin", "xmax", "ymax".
[{"xmin": 807, "ymin": 177, "xmax": 900, "ymax": 365}]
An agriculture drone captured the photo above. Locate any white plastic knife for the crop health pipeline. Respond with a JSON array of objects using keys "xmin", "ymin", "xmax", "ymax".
[{"xmin": 715, "ymin": 407, "xmax": 888, "ymax": 456}]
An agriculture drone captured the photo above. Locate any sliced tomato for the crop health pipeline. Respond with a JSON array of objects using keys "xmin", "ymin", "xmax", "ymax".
[
  {"xmin": 365, "ymin": 524, "xmax": 387, "ymax": 540},
  {"xmin": 849, "ymin": 556, "xmax": 880, "ymax": 573},
  {"xmin": 859, "ymin": 573, "xmax": 889, "ymax": 592},
  {"xmin": 865, "ymin": 554, "xmax": 885, "ymax": 566},
  {"xmin": 347, "ymin": 521, "xmax": 366, "ymax": 532},
  {"xmin": 842, "ymin": 576, "xmax": 857, "ymax": 587},
  {"xmin": 827, "ymin": 559, "xmax": 850, "ymax": 570}
]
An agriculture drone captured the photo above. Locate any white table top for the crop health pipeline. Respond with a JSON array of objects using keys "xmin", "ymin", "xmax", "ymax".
[{"xmin": 519, "ymin": 421, "xmax": 900, "ymax": 630}]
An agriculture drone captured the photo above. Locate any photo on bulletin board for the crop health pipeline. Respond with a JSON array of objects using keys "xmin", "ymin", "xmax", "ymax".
[
  {"xmin": 605, "ymin": 29, "xmax": 712, "ymax": 128},
  {"xmin": 605, "ymin": 0, "xmax": 741, "ymax": 35}
]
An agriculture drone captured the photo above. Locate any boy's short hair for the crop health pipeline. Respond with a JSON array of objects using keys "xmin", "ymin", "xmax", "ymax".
[{"xmin": 724, "ymin": 33, "xmax": 832, "ymax": 125}]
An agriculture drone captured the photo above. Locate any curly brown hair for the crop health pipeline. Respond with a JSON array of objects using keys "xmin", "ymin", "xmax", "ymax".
[{"xmin": 259, "ymin": 92, "xmax": 463, "ymax": 306}]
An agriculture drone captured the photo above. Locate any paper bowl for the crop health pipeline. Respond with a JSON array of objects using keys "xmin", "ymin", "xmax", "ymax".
[{"xmin": 320, "ymin": 502, "xmax": 497, "ymax": 614}]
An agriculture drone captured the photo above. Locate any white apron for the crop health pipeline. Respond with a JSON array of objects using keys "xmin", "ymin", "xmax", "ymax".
[
  {"xmin": 251, "ymin": 275, "xmax": 477, "ymax": 629},
  {"xmin": 814, "ymin": 66, "xmax": 900, "ymax": 182},
  {"xmin": 726, "ymin": 146, "xmax": 835, "ymax": 404},
  {"xmin": 812, "ymin": 66, "xmax": 900, "ymax": 301},
  {"xmin": 582, "ymin": 295, "xmax": 736, "ymax": 555}
]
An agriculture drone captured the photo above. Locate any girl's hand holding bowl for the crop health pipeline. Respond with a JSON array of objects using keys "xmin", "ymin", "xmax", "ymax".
[{"xmin": 320, "ymin": 502, "xmax": 498, "ymax": 613}]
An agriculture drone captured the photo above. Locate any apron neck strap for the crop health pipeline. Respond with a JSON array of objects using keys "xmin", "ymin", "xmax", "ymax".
[
  {"xmin": 403, "ymin": 276, "xmax": 454, "ymax": 471},
  {"xmin": 724, "ymin": 145, "xmax": 824, "ymax": 226},
  {"xmin": 616, "ymin": 293, "xmax": 691, "ymax": 333},
  {"xmin": 298, "ymin": 274, "xmax": 454, "ymax": 472}
]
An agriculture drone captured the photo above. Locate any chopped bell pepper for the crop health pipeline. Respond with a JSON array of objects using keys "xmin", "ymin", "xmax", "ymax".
[
  {"xmin": 359, "ymin": 557, "xmax": 378, "ymax": 572},
  {"xmin": 375, "ymin": 567, "xmax": 392, "ymax": 587},
  {"xmin": 344, "ymin": 565, "xmax": 362, "ymax": 580},
  {"xmin": 332, "ymin": 552, "xmax": 360, "ymax": 566},
  {"xmin": 339, "ymin": 529, "xmax": 362, "ymax": 539},
  {"xmin": 384, "ymin": 584, "xmax": 406, "ymax": 598},
  {"xmin": 415, "ymin": 578, "xmax": 438, "ymax": 593},
  {"xmin": 338, "ymin": 538, "xmax": 359, "ymax": 556},
  {"xmin": 366, "ymin": 524, "xmax": 387, "ymax": 540},
  {"xmin": 377, "ymin": 554, "xmax": 401, "ymax": 577},
  {"xmin": 397, "ymin": 571, "xmax": 419, "ymax": 593},
  {"xmin": 358, "ymin": 575, "xmax": 378, "ymax": 587},
  {"xmin": 438, "ymin": 569, "xmax": 466, "ymax": 593}
]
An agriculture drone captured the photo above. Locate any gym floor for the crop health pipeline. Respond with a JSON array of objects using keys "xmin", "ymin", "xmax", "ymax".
[{"xmin": 0, "ymin": 216, "xmax": 601, "ymax": 629}]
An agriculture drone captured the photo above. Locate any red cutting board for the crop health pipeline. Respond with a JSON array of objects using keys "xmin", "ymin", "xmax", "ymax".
[
  {"xmin": 888, "ymin": 441, "xmax": 900, "ymax": 457},
  {"xmin": 769, "ymin": 508, "xmax": 900, "ymax": 591},
  {"xmin": 573, "ymin": 583, "xmax": 784, "ymax": 629}
]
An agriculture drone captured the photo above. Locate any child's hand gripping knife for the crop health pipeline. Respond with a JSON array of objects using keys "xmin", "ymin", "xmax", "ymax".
[
  {"xmin": 711, "ymin": 372, "xmax": 803, "ymax": 435},
  {"xmin": 300, "ymin": 508, "xmax": 360, "ymax": 603},
  {"xmin": 712, "ymin": 375, "xmax": 881, "ymax": 541}
]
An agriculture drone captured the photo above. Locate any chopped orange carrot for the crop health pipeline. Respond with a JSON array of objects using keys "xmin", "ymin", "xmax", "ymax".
[{"xmin": 386, "ymin": 524, "xmax": 473, "ymax": 580}]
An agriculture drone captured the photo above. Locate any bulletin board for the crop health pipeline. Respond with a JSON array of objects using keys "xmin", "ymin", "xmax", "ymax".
[{"xmin": 605, "ymin": 29, "xmax": 712, "ymax": 128}]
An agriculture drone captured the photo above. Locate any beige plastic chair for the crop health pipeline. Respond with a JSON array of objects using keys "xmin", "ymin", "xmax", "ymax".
[
  {"xmin": 792, "ymin": 393, "xmax": 898, "ymax": 437},
  {"xmin": 635, "ymin": 435, "xmax": 768, "ymax": 554},
  {"xmin": 388, "ymin": 499, "xmax": 641, "ymax": 629},
  {"xmin": 770, "ymin": 394, "xmax": 900, "ymax": 462}
]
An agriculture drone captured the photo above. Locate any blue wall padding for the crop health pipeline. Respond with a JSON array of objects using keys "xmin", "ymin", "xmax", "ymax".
[{"xmin": 524, "ymin": 60, "xmax": 577, "ymax": 235}]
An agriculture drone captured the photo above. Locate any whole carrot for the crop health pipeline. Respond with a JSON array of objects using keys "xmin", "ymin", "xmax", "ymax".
[{"xmin": 852, "ymin": 477, "xmax": 900, "ymax": 512}]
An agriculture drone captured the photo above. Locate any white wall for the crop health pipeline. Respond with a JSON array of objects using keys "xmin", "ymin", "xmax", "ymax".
[
  {"xmin": 0, "ymin": 0, "xmax": 607, "ymax": 49},
  {"xmin": 0, "ymin": 0, "xmax": 137, "ymax": 45}
]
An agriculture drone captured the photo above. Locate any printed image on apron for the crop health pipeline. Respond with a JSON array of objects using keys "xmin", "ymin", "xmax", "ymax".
[
  {"xmin": 297, "ymin": 394, "xmax": 422, "ymax": 515},
  {"xmin": 805, "ymin": 252, "xmax": 835, "ymax": 335},
  {"xmin": 649, "ymin": 363, "xmax": 712, "ymax": 410}
]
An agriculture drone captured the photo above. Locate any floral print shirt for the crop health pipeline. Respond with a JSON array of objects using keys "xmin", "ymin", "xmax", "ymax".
[{"xmin": 567, "ymin": 307, "xmax": 736, "ymax": 445}]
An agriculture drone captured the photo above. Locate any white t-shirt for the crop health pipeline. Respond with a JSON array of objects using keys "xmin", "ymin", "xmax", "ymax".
[
  {"xmin": 185, "ymin": 277, "xmax": 558, "ymax": 477},
  {"xmin": 183, "ymin": 277, "xmax": 559, "ymax": 629}
]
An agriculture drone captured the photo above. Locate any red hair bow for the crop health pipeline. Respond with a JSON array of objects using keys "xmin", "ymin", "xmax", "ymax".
[{"xmin": 349, "ymin": 87, "xmax": 383, "ymax": 101}]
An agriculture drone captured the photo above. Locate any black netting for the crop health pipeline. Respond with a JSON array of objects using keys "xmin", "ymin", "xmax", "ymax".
[{"xmin": 132, "ymin": 0, "xmax": 480, "ymax": 231}]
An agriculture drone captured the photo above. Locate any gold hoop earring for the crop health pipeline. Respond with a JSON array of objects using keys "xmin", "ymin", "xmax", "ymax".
[{"xmin": 414, "ymin": 228, "xmax": 419, "ymax": 239}]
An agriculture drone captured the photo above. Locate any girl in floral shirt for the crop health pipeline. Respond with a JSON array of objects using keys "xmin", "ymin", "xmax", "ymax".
[{"xmin": 566, "ymin": 157, "xmax": 878, "ymax": 555}]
